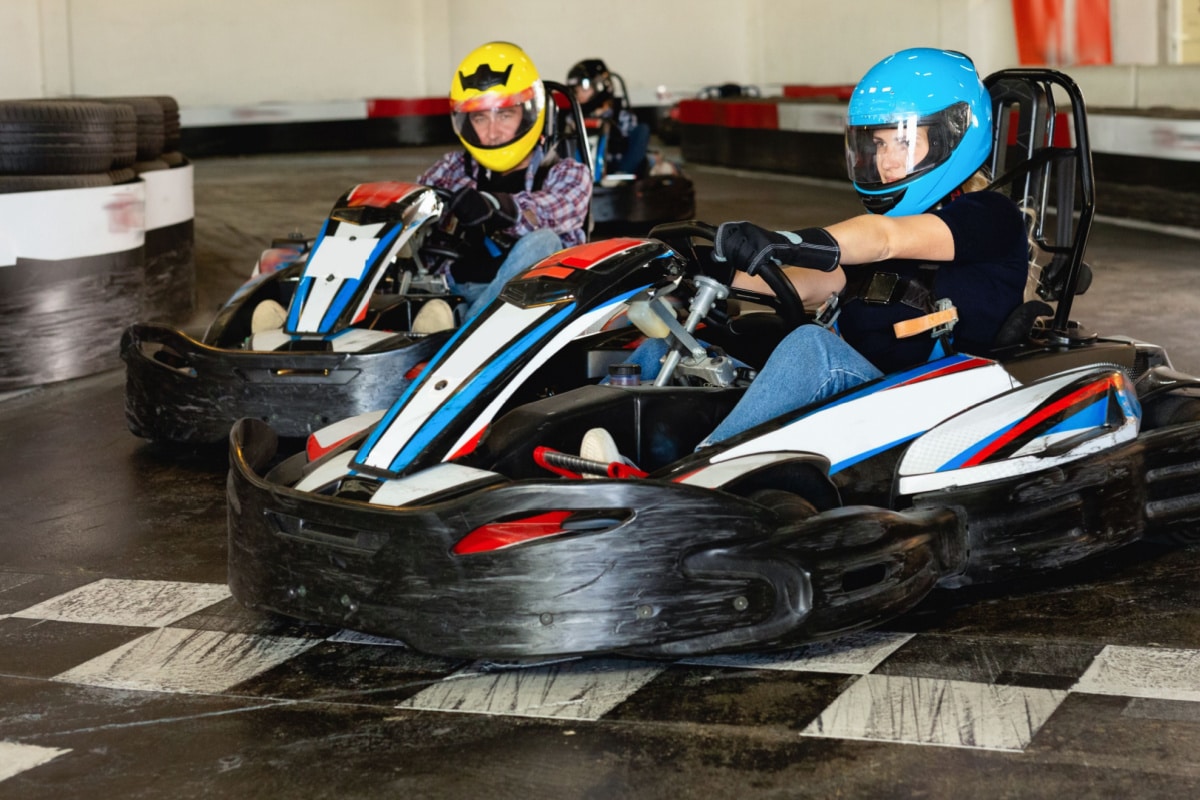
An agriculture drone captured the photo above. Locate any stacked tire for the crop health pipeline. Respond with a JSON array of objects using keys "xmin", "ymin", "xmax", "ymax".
[{"xmin": 0, "ymin": 96, "xmax": 194, "ymax": 391}]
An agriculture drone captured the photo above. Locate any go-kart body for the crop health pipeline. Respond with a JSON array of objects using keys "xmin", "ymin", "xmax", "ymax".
[
  {"xmin": 124, "ymin": 81, "xmax": 597, "ymax": 445},
  {"xmin": 575, "ymin": 71, "xmax": 695, "ymax": 236},
  {"xmin": 122, "ymin": 181, "xmax": 463, "ymax": 443},
  {"xmin": 226, "ymin": 68, "xmax": 1200, "ymax": 659}
]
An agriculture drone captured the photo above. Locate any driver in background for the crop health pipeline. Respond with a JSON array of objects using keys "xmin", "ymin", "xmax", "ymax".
[
  {"xmin": 566, "ymin": 59, "xmax": 651, "ymax": 177},
  {"xmin": 582, "ymin": 47, "xmax": 1029, "ymax": 463},
  {"xmin": 412, "ymin": 41, "xmax": 592, "ymax": 333}
]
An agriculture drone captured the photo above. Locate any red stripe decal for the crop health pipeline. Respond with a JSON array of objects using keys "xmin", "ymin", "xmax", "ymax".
[{"xmin": 963, "ymin": 377, "xmax": 1112, "ymax": 467}]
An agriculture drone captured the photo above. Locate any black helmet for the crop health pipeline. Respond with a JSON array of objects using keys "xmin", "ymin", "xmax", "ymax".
[{"xmin": 567, "ymin": 59, "xmax": 614, "ymax": 115}]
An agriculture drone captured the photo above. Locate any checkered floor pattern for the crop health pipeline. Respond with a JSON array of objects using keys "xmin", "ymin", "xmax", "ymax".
[{"xmin": 4, "ymin": 577, "xmax": 1200, "ymax": 782}]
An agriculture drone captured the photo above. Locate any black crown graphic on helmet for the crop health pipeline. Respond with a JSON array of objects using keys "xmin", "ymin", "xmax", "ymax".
[{"xmin": 458, "ymin": 63, "xmax": 514, "ymax": 92}]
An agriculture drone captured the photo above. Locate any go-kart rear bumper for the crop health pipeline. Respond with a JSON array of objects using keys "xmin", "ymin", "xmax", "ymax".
[{"xmin": 121, "ymin": 323, "xmax": 445, "ymax": 443}]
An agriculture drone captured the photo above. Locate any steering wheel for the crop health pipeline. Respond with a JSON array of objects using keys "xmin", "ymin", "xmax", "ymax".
[
  {"xmin": 648, "ymin": 220, "xmax": 808, "ymax": 330},
  {"xmin": 419, "ymin": 185, "xmax": 469, "ymax": 262}
]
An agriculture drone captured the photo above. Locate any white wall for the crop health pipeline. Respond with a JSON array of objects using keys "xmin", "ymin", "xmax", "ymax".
[{"xmin": 0, "ymin": 0, "xmax": 1187, "ymax": 111}]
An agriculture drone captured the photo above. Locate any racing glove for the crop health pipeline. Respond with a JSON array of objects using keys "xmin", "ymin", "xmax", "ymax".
[
  {"xmin": 713, "ymin": 221, "xmax": 841, "ymax": 276},
  {"xmin": 451, "ymin": 187, "xmax": 519, "ymax": 229}
]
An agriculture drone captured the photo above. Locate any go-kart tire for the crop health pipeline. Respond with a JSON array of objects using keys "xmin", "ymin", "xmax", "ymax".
[
  {"xmin": 108, "ymin": 102, "xmax": 138, "ymax": 169},
  {"xmin": 0, "ymin": 172, "xmax": 113, "ymax": 194},
  {"xmin": 99, "ymin": 96, "xmax": 165, "ymax": 161},
  {"xmin": 108, "ymin": 167, "xmax": 138, "ymax": 185},
  {"xmin": 751, "ymin": 489, "xmax": 818, "ymax": 523},
  {"xmin": 0, "ymin": 100, "xmax": 116, "ymax": 175},
  {"xmin": 150, "ymin": 95, "xmax": 181, "ymax": 152}
]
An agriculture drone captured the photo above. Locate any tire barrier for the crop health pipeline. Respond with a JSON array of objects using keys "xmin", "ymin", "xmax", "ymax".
[{"xmin": 0, "ymin": 95, "xmax": 194, "ymax": 391}]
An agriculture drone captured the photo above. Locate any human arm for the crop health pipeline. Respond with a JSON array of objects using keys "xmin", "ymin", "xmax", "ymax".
[
  {"xmin": 726, "ymin": 212, "xmax": 955, "ymax": 303},
  {"xmin": 417, "ymin": 151, "xmax": 473, "ymax": 193},
  {"xmin": 504, "ymin": 158, "xmax": 592, "ymax": 241}
]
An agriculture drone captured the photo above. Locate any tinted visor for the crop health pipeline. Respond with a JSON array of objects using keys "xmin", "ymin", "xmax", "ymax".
[
  {"xmin": 452, "ymin": 81, "xmax": 545, "ymax": 151},
  {"xmin": 845, "ymin": 102, "xmax": 971, "ymax": 189}
]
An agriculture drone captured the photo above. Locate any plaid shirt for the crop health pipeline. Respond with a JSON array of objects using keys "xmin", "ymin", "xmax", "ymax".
[{"xmin": 418, "ymin": 150, "xmax": 591, "ymax": 248}]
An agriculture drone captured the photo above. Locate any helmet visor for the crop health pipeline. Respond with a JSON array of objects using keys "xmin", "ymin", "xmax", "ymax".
[
  {"xmin": 452, "ymin": 81, "xmax": 545, "ymax": 152},
  {"xmin": 846, "ymin": 102, "xmax": 972, "ymax": 190}
]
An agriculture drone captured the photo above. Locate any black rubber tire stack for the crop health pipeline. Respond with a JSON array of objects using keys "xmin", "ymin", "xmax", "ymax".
[
  {"xmin": 98, "ymin": 95, "xmax": 194, "ymax": 322},
  {"xmin": 0, "ymin": 94, "xmax": 194, "ymax": 390},
  {"xmin": 0, "ymin": 99, "xmax": 118, "ymax": 193}
]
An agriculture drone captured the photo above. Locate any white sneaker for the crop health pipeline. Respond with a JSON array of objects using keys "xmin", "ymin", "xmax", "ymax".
[
  {"xmin": 580, "ymin": 428, "xmax": 639, "ymax": 478},
  {"xmin": 411, "ymin": 298, "xmax": 455, "ymax": 334},
  {"xmin": 250, "ymin": 299, "xmax": 288, "ymax": 333}
]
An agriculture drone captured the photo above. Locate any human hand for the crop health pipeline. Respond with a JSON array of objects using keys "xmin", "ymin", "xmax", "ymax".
[
  {"xmin": 713, "ymin": 221, "xmax": 798, "ymax": 276},
  {"xmin": 450, "ymin": 187, "xmax": 498, "ymax": 227}
]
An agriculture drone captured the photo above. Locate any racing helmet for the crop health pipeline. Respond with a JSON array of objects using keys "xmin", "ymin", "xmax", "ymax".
[
  {"xmin": 845, "ymin": 48, "xmax": 992, "ymax": 216},
  {"xmin": 450, "ymin": 41, "xmax": 546, "ymax": 173},
  {"xmin": 566, "ymin": 59, "xmax": 613, "ymax": 115}
]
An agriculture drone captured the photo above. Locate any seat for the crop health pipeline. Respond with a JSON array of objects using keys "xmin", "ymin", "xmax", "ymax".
[{"xmin": 983, "ymin": 69, "xmax": 1096, "ymax": 349}]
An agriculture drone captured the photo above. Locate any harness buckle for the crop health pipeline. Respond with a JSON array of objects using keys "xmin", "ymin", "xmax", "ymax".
[
  {"xmin": 864, "ymin": 272, "xmax": 901, "ymax": 304},
  {"xmin": 814, "ymin": 293, "xmax": 841, "ymax": 329}
]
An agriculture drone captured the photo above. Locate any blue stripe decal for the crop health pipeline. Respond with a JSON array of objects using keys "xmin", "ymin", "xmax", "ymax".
[
  {"xmin": 354, "ymin": 287, "xmax": 644, "ymax": 473},
  {"xmin": 382, "ymin": 303, "xmax": 580, "ymax": 472},
  {"xmin": 318, "ymin": 281, "xmax": 360, "ymax": 332},
  {"xmin": 287, "ymin": 219, "xmax": 329, "ymax": 330},
  {"xmin": 830, "ymin": 433, "xmax": 920, "ymax": 475},
  {"xmin": 1046, "ymin": 399, "xmax": 1107, "ymax": 436},
  {"xmin": 287, "ymin": 278, "xmax": 314, "ymax": 331},
  {"xmin": 316, "ymin": 224, "xmax": 404, "ymax": 333},
  {"xmin": 784, "ymin": 353, "xmax": 984, "ymax": 425},
  {"xmin": 352, "ymin": 309, "xmax": 486, "ymax": 460},
  {"xmin": 938, "ymin": 419, "xmax": 1020, "ymax": 471}
]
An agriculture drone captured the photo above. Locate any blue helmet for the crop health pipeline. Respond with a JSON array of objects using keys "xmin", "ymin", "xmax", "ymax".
[{"xmin": 845, "ymin": 48, "xmax": 992, "ymax": 216}]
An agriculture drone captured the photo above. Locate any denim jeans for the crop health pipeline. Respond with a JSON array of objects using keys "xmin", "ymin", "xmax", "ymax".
[
  {"xmin": 620, "ymin": 326, "xmax": 883, "ymax": 447},
  {"xmin": 451, "ymin": 227, "xmax": 564, "ymax": 320}
]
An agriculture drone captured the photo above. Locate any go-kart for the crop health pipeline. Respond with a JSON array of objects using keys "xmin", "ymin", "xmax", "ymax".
[
  {"xmin": 226, "ymin": 69, "xmax": 1200, "ymax": 659},
  {"xmin": 123, "ymin": 82, "xmax": 596, "ymax": 445},
  {"xmin": 572, "ymin": 70, "xmax": 695, "ymax": 237},
  {"xmin": 121, "ymin": 180, "xmax": 469, "ymax": 444}
]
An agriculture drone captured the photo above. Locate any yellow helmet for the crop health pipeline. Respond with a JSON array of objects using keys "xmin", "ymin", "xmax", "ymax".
[{"xmin": 450, "ymin": 42, "xmax": 546, "ymax": 173}]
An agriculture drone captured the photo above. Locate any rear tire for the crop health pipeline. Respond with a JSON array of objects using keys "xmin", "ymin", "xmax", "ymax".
[{"xmin": 750, "ymin": 489, "xmax": 818, "ymax": 523}]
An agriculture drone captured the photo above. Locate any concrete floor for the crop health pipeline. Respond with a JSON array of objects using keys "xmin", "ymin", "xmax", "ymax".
[{"xmin": 4, "ymin": 146, "xmax": 1200, "ymax": 798}]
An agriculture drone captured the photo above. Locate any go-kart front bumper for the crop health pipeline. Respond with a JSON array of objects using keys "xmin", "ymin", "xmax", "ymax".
[
  {"xmin": 226, "ymin": 417, "xmax": 966, "ymax": 659},
  {"xmin": 122, "ymin": 323, "xmax": 446, "ymax": 443}
]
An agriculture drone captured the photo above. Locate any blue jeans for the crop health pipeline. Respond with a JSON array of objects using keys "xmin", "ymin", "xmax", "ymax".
[
  {"xmin": 621, "ymin": 326, "xmax": 882, "ymax": 447},
  {"xmin": 451, "ymin": 228, "xmax": 563, "ymax": 320}
]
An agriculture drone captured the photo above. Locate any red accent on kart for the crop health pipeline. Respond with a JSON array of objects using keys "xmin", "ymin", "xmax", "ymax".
[
  {"xmin": 404, "ymin": 361, "xmax": 428, "ymax": 380},
  {"xmin": 893, "ymin": 357, "xmax": 993, "ymax": 387},
  {"xmin": 448, "ymin": 427, "xmax": 486, "ymax": 461},
  {"xmin": 345, "ymin": 181, "xmax": 420, "ymax": 208},
  {"xmin": 519, "ymin": 264, "xmax": 575, "ymax": 281},
  {"xmin": 963, "ymin": 376, "xmax": 1115, "ymax": 467},
  {"xmin": 307, "ymin": 431, "xmax": 354, "ymax": 462},
  {"xmin": 584, "ymin": 118, "xmax": 602, "ymax": 129},
  {"xmin": 553, "ymin": 238, "xmax": 644, "ymax": 269},
  {"xmin": 608, "ymin": 461, "xmax": 648, "ymax": 479},
  {"xmin": 452, "ymin": 511, "xmax": 572, "ymax": 554}
]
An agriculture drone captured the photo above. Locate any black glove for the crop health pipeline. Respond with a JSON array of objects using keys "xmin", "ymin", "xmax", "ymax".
[
  {"xmin": 451, "ymin": 187, "xmax": 519, "ymax": 229},
  {"xmin": 713, "ymin": 221, "xmax": 840, "ymax": 276}
]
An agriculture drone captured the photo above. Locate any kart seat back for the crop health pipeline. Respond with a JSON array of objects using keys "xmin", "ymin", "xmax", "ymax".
[{"xmin": 983, "ymin": 68, "xmax": 1095, "ymax": 347}]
